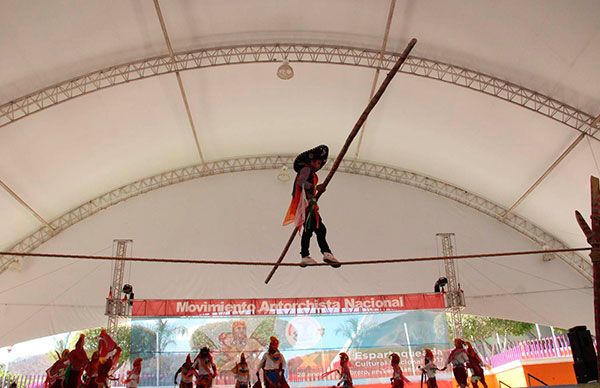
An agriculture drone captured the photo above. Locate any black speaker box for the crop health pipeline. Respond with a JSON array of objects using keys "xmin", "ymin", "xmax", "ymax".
[{"xmin": 568, "ymin": 326, "xmax": 598, "ymax": 383}]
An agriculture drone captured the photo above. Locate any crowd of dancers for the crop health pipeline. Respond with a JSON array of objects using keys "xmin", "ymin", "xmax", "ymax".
[
  {"xmin": 173, "ymin": 337, "xmax": 283, "ymax": 388},
  {"xmin": 171, "ymin": 336, "xmax": 489, "ymax": 388},
  {"xmin": 316, "ymin": 338, "xmax": 488, "ymax": 388},
  {"xmin": 42, "ymin": 331, "xmax": 488, "ymax": 388},
  {"xmin": 44, "ymin": 329, "xmax": 138, "ymax": 388},
  {"xmin": 444, "ymin": 339, "xmax": 489, "ymax": 388}
]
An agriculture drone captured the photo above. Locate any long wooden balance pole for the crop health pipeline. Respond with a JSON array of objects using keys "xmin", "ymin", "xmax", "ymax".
[{"xmin": 264, "ymin": 38, "xmax": 418, "ymax": 284}]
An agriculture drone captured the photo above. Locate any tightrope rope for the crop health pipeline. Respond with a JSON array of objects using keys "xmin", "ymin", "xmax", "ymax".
[{"xmin": 0, "ymin": 247, "xmax": 589, "ymax": 267}]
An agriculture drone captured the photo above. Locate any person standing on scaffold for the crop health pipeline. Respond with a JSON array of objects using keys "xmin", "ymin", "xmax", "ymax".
[{"xmin": 283, "ymin": 145, "xmax": 340, "ymax": 268}]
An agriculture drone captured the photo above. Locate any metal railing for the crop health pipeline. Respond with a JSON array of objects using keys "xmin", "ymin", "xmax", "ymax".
[
  {"xmin": 488, "ymin": 334, "xmax": 572, "ymax": 368},
  {"xmin": 1, "ymin": 374, "xmax": 45, "ymax": 388}
]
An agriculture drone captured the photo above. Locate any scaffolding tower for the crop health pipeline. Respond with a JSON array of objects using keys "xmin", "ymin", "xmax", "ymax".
[
  {"xmin": 105, "ymin": 239, "xmax": 132, "ymax": 335},
  {"xmin": 436, "ymin": 233, "xmax": 466, "ymax": 339}
]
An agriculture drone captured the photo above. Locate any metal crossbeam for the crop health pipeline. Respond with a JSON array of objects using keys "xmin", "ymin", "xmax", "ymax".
[
  {"xmin": 0, "ymin": 177, "xmax": 52, "ymax": 230},
  {"xmin": 0, "ymin": 43, "xmax": 597, "ymax": 140},
  {"xmin": 353, "ymin": 0, "xmax": 397, "ymax": 160},
  {"xmin": 503, "ymin": 122, "xmax": 600, "ymax": 218},
  {"xmin": 153, "ymin": 0, "xmax": 204, "ymax": 163},
  {"xmin": 0, "ymin": 155, "xmax": 591, "ymax": 282}
]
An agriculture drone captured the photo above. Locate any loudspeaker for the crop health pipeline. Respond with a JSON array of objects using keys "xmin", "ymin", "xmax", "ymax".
[{"xmin": 568, "ymin": 326, "xmax": 598, "ymax": 383}]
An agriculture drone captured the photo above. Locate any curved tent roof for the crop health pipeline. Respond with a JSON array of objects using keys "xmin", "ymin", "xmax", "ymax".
[{"xmin": 0, "ymin": 0, "xmax": 599, "ymax": 347}]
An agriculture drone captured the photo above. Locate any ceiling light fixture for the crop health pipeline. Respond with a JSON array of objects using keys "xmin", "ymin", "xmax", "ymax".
[
  {"xmin": 277, "ymin": 165, "xmax": 291, "ymax": 182},
  {"xmin": 277, "ymin": 59, "xmax": 294, "ymax": 80}
]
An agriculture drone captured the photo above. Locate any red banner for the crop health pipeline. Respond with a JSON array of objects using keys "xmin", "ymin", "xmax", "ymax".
[{"xmin": 132, "ymin": 292, "xmax": 445, "ymax": 317}]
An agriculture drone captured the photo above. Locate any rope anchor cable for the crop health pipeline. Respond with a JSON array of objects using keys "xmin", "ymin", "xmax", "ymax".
[{"xmin": 0, "ymin": 246, "xmax": 589, "ymax": 267}]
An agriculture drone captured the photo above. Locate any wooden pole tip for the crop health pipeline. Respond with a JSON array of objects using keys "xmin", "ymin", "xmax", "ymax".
[{"xmin": 592, "ymin": 176, "xmax": 600, "ymax": 197}]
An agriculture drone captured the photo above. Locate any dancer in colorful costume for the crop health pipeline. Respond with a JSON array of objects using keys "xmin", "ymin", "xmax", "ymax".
[
  {"xmin": 175, "ymin": 354, "xmax": 197, "ymax": 388},
  {"xmin": 419, "ymin": 349, "xmax": 441, "ymax": 388},
  {"xmin": 389, "ymin": 353, "xmax": 409, "ymax": 388},
  {"xmin": 66, "ymin": 334, "xmax": 89, "ymax": 388},
  {"xmin": 82, "ymin": 352, "xmax": 100, "ymax": 388},
  {"xmin": 258, "ymin": 337, "xmax": 288, "ymax": 388},
  {"xmin": 96, "ymin": 329, "xmax": 122, "ymax": 388},
  {"xmin": 336, "ymin": 352, "xmax": 353, "ymax": 387},
  {"xmin": 231, "ymin": 353, "xmax": 251, "ymax": 388},
  {"xmin": 193, "ymin": 347, "xmax": 217, "ymax": 388},
  {"xmin": 320, "ymin": 352, "xmax": 352, "ymax": 387},
  {"xmin": 465, "ymin": 343, "xmax": 488, "ymax": 388},
  {"xmin": 122, "ymin": 358, "xmax": 143, "ymax": 388},
  {"xmin": 283, "ymin": 145, "xmax": 340, "ymax": 268},
  {"xmin": 445, "ymin": 339, "xmax": 469, "ymax": 388},
  {"xmin": 45, "ymin": 349, "xmax": 71, "ymax": 388}
]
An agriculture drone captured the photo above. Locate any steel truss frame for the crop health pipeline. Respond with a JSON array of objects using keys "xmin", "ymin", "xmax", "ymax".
[
  {"xmin": 0, "ymin": 43, "xmax": 597, "ymax": 140},
  {"xmin": 437, "ymin": 233, "xmax": 465, "ymax": 339},
  {"xmin": 0, "ymin": 155, "xmax": 591, "ymax": 281},
  {"xmin": 105, "ymin": 239, "xmax": 132, "ymax": 335}
]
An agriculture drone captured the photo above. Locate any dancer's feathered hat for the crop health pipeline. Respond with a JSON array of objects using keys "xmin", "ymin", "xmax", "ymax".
[{"xmin": 293, "ymin": 145, "xmax": 329, "ymax": 172}]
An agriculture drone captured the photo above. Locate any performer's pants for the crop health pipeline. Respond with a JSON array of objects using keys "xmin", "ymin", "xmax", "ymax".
[
  {"xmin": 95, "ymin": 379, "xmax": 108, "ymax": 388},
  {"xmin": 453, "ymin": 367, "xmax": 468, "ymax": 387},
  {"xmin": 50, "ymin": 380, "xmax": 63, "ymax": 388},
  {"xmin": 427, "ymin": 377, "xmax": 438, "ymax": 388},
  {"xmin": 300, "ymin": 216, "xmax": 331, "ymax": 257},
  {"xmin": 180, "ymin": 382, "xmax": 194, "ymax": 388},
  {"xmin": 86, "ymin": 380, "xmax": 98, "ymax": 388},
  {"xmin": 470, "ymin": 369, "xmax": 487, "ymax": 388},
  {"xmin": 391, "ymin": 379, "xmax": 404, "ymax": 388},
  {"xmin": 65, "ymin": 369, "xmax": 82, "ymax": 388},
  {"xmin": 264, "ymin": 370, "xmax": 281, "ymax": 388},
  {"xmin": 196, "ymin": 375, "xmax": 213, "ymax": 388}
]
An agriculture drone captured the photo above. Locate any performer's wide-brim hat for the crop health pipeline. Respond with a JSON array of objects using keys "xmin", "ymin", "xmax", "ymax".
[{"xmin": 293, "ymin": 145, "xmax": 329, "ymax": 172}]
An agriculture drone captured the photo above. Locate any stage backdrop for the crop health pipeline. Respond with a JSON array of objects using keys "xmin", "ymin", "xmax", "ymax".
[{"xmin": 131, "ymin": 293, "xmax": 452, "ymax": 387}]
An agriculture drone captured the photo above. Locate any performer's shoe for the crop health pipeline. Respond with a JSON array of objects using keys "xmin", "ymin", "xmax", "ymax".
[
  {"xmin": 300, "ymin": 256, "xmax": 317, "ymax": 267},
  {"xmin": 322, "ymin": 252, "xmax": 341, "ymax": 268}
]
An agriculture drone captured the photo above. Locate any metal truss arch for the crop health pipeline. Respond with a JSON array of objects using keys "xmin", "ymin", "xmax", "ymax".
[
  {"xmin": 0, "ymin": 155, "xmax": 591, "ymax": 281},
  {"xmin": 0, "ymin": 43, "xmax": 597, "ymax": 139}
]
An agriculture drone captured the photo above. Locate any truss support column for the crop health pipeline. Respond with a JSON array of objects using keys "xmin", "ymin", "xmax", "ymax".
[
  {"xmin": 105, "ymin": 239, "xmax": 132, "ymax": 335},
  {"xmin": 437, "ymin": 233, "xmax": 466, "ymax": 339}
]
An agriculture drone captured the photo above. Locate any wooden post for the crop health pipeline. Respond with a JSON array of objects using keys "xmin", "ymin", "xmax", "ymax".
[
  {"xmin": 575, "ymin": 176, "xmax": 600, "ymax": 379},
  {"xmin": 591, "ymin": 177, "xmax": 600, "ymax": 380},
  {"xmin": 264, "ymin": 38, "xmax": 418, "ymax": 284}
]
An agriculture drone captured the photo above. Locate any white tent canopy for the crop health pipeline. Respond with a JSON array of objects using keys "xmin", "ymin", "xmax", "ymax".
[{"xmin": 0, "ymin": 0, "xmax": 599, "ymax": 347}]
